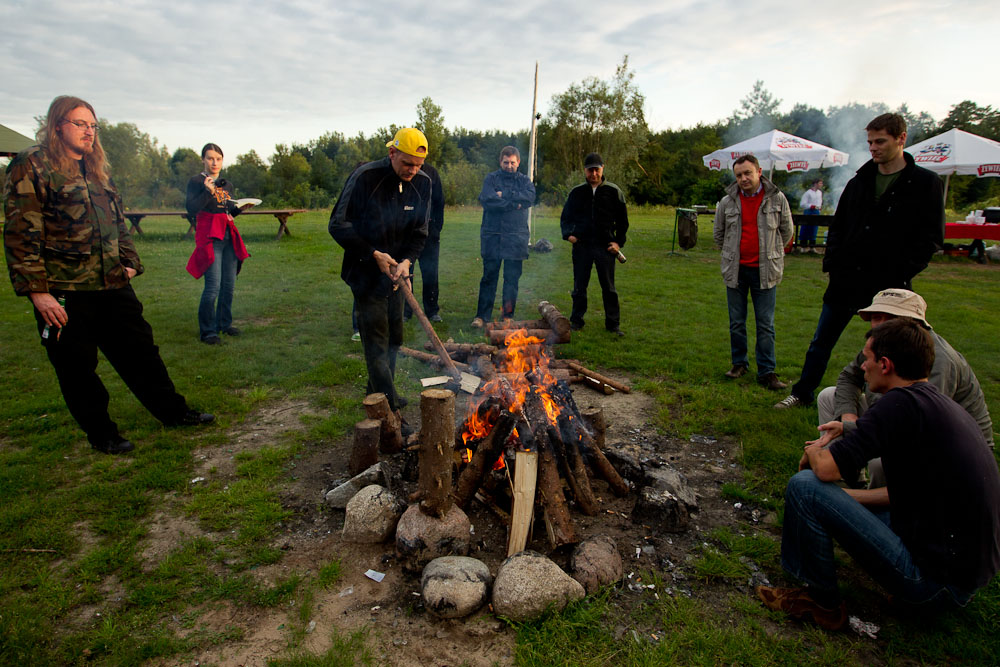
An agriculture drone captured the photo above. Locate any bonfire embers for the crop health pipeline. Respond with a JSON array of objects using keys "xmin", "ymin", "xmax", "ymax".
[{"xmin": 452, "ymin": 328, "xmax": 630, "ymax": 552}]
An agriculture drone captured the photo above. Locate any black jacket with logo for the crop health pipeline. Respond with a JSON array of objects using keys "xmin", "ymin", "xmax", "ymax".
[{"xmin": 559, "ymin": 179, "xmax": 629, "ymax": 247}]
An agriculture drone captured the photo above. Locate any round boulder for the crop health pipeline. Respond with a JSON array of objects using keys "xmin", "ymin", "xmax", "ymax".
[
  {"xmin": 570, "ymin": 535, "xmax": 623, "ymax": 594},
  {"xmin": 421, "ymin": 556, "xmax": 492, "ymax": 619},
  {"xmin": 395, "ymin": 504, "xmax": 472, "ymax": 572},
  {"xmin": 492, "ymin": 550, "xmax": 585, "ymax": 622},
  {"xmin": 342, "ymin": 484, "xmax": 405, "ymax": 543}
]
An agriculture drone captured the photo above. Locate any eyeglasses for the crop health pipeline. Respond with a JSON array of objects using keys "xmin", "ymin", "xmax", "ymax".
[{"xmin": 62, "ymin": 119, "xmax": 100, "ymax": 132}]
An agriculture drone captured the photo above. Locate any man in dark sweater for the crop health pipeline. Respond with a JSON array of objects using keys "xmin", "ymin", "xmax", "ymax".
[
  {"xmin": 329, "ymin": 128, "xmax": 431, "ymax": 414},
  {"xmin": 775, "ymin": 113, "xmax": 944, "ymax": 410},
  {"xmin": 559, "ymin": 152, "xmax": 629, "ymax": 336},
  {"xmin": 758, "ymin": 319, "xmax": 1000, "ymax": 630}
]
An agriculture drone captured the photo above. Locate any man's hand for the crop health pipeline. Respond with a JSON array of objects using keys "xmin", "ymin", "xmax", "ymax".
[
  {"xmin": 204, "ymin": 176, "xmax": 216, "ymax": 194},
  {"xmin": 496, "ymin": 191, "xmax": 503, "ymax": 197},
  {"xmin": 30, "ymin": 292, "xmax": 67, "ymax": 327},
  {"xmin": 607, "ymin": 242, "xmax": 620, "ymax": 254},
  {"xmin": 124, "ymin": 267, "xmax": 137, "ymax": 279},
  {"xmin": 391, "ymin": 258, "xmax": 411, "ymax": 283},
  {"xmin": 567, "ymin": 235, "xmax": 577, "ymax": 244},
  {"xmin": 806, "ymin": 420, "xmax": 844, "ymax": 449},
  {"xmin": 373, "ymin": 250, "xmax": 397, "ymax": 277}
]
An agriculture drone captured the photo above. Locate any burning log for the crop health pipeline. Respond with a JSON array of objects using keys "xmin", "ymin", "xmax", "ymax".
[
  {"xmin": 537, "ymin": 300, "xmax": 571, "ymax": 340},
  {"xmin": 547, "ymin": 424, "xmax": 599, "ymax": 516},
  {"xmin": 485, "ymin": 318, "xmax": 549, "ymax": 332},
  {"xmin": 350, "ymin": 418, "xmax": 381, "ymax": 476},
  {"xmin": 416, "ymin": 389, "xmax": 455, "ymax": 518},
  {"xmin": 535, "ymin": 427, "xmax": 577, "ymax": 548},
  {"xmin": 363, "ymin": 392, "xmax": 404, "ymax": 454},
  {"xmin": 400, "ymin": 346, "xmax": 472, "ymax": 373},
  {"xmin": 575, "ymin": 409, "xmax": 629, "ymax": 497},
  {"xmin": 488, "ymin": 328, "xmax": 569, "ymax": 346},
  {"xmin": 395, "ymin": 278, "xmax": 461, "ymax": 381},
  {"xmin": 475, "ymin": 355, "xmax": 497, "ymax": 382},
  {"xmin": 566, "ymin": 362, "xmax": 631, "ymax": 393},
  {"xmin": 453, "ymin": 409, "xmax": 515, "ymax": 508}
]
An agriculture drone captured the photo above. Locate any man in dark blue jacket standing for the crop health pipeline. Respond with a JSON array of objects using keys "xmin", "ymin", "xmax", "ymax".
[
  {"xmin": 471, "ymin": 146, "xmax": 535, "ymax": 328},
  {"xmin": 560, "ymin": 153, "xmax": 629, "ymax": 336},
  {"xmin": 330, "ymin": 128, "xmax": 431, "ymax": 414}
]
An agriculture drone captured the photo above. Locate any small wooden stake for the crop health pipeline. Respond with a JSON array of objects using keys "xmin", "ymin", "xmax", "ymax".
[
  {"xmin": 363, "ymin": 392, "xmax": 404, "ymax": 454},
  {"xmin": 350, "ymin": 419, "xmax": 382, "ymax": 476},
  {"xmin": 507, "ymin": 450, "xmax": 539, "ymax": 556},
  {"xmin": 417, "ymin": 388, "xmax": 456, "ymax": 517}
]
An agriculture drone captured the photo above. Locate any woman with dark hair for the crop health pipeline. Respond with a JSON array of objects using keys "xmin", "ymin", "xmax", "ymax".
[{"xmin": 185, "ymin": 143, "xmax": 251, "ymax": 344}]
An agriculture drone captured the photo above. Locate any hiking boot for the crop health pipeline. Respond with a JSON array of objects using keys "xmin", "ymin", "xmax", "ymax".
[
  {"xmin": 756, "ymin": 586, "xmax": 847, "ymax": 631},
  {"xmin": 470, "ymin": 317, "xmax": 485, "ymax": 329},
  {"xmin": 222, "ymin": 327, "xmax": 241, "ymax": 336},
  {"xmin": 92, "ymin": 436, "xmax": 135, "ymax": 455},
  {"xmin": 774, "ymin": 394, "xmax": 803, "ymax": 409},
  {"xmin": 758, "ymin": 372, "xmax": 788, "ymax": 391},
  {"xmin": 201, "ymin": 335, "xmax": 221, "ymax": 345},
  {"xmin": 724, "ymin": 364, "xmax": 749, "ymax": 379}
]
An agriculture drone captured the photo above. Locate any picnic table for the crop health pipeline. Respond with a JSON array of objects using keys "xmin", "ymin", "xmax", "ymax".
[
  {"xmin": 944, "ymin": 222, "xmax": 1000, "ymax": 263},
  {"xmin": 124, "ymin": 209, "xmax": 308, "ymax": 240}
]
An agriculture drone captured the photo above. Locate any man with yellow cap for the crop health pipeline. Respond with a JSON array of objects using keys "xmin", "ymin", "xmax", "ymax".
[{"xmin": 330, "ymin": 128, "xmax": 431, "ymax": 417}]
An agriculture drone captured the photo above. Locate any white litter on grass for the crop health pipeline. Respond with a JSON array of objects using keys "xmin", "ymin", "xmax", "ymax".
[
  {"xmin": 338, "ymin": 586, "xmax": 354, "ymax": 597},
  {"xmin": 364, "ymin": 569, "xmax": 385, "ymax": 582},
  {"xmin": 190, "ymin": 477, "xmax": 205, "ymax": 484},
  {"xmin": 849, "ymin": 615, "xmax": 880, "ymax": 639}
]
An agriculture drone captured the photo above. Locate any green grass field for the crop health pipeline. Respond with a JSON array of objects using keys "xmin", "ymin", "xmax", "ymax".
[{"xmin": 1, "ymin": 206, "xmax": 998, "ymax": 665}]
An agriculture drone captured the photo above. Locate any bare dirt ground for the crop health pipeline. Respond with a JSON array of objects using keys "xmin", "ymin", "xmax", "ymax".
[{"xmin": 149, "ymin": 381, "xmax": 761, "ymax": 667}]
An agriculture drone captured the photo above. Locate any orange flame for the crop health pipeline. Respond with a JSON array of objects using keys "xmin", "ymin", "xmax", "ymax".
[{"xmin": 492, "ymin": 454, "xmax": 506, "ymax": 471}]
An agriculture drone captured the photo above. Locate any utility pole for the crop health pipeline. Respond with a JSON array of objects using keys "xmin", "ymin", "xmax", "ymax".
[{"xmin": 527, "ymin": 61, "xmax": 539, "ymax": 246}]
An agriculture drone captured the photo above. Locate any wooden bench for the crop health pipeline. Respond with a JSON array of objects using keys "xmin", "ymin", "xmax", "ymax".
[{"xmin": 124, "ymin": 209, "xmax": 308, "ymax": 240}]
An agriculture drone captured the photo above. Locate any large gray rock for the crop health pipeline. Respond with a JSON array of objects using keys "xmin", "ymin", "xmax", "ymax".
[
  {"xmin": 632, "ymin": 486, "xmax": 689, "ymax": 533},
  {"xmin": 492, "ymin": 551, "xmax": 585, "ymax": 622},
  {"xmin": 644, "ymin": 464, "xmax": 698, "ymax": 510},
  {"xmin": 324, "ymin": 463, "xmax": 385, "ymax": 509},
  {"xmin": 395, "ymin": 504, "xmax": 472, "ymax": 572},
  {"xmin": 421, "ymin": 556, "xmax": 492, "ymax": 619},
  {"xmin": 570, "ymin": 535, "xmax": 623, "ymax": 594},
  {"xmin": 342, "ymin": 485, "xmax": 405, "ymax": 543}
]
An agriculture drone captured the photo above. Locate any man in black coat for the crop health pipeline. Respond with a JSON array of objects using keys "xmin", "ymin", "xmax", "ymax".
[
  {"xmin": 560, "ymin": 153, "xmax": 629, "ymax": 336},
  {"xmin": 774, "ymin": 114, "xmax": 944, "ymax": 410},
  {"xmin": 330, "ymin": 128, "xmax": 431, "ymax": 413},
  {"xmin": 471, "ymin": 146, "xmax": 535, "ymax": 327}
]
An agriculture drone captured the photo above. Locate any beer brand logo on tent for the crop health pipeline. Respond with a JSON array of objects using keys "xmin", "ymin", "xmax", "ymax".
[
  {"xmin": 786, "ymin": 161, "xmax": 809, "ymax": 171},
  {"xmin": 915, "ymin": 142, "xmax": 951, "ymax": 164},
  {"xmin": 730, "ymin": 151, "xmax": 752, "ymax": 159},
  {"xmin": 978, "ymin": 164, "xmax": 1000, "ymax": 176},
  {"xmin": 709, "ymin": 158, "xmax": 721, "ymax": 170},
  {"xmin": 832, "ymin": 153, "xmax": 846, "ymax": 165},
  {"xmin": 775, "ymin": 136, "xmax": 812, "ymax": 149}
]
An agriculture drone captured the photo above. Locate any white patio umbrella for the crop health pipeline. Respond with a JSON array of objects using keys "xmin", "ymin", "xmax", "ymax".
[
  {"xmin": 702, "ymin": 130, "xmax": 850, "ymax": 178},
  {"xmin": 906, "ymin": 128, "xmax": 1000, "ymax": 200}
]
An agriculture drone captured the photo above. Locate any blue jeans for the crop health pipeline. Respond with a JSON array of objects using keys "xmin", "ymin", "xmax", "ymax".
[
  {"xmin": 781, "ymin": 470, "xmax": 972, "ymax": 607},
  {"xmin": 790, "ymin": 301, "xmax": 856, "ymax": 403},
  {"xmin": 725, "ymin": 265, "xmax": 776, "ymax": 377},
  {"xmin": 198, "ymin": 235, "xmax": 237, "ymax": 339},
  {"xmin": 476, "ymin": 258, "xmax": 523, "ymax": 320},
  {"xmin": 799, "ymin": 208, "xmax": 819, "ymax": 245}
]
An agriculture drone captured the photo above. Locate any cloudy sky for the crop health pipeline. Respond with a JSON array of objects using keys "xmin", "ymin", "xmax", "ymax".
[{"xmin": 3, "ymin": 1, "xmax": 997, "ymax": 162}]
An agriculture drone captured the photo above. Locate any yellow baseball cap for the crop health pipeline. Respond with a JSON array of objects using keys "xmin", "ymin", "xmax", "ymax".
[{"xmin": 386, "ymin": 128, "xmax": 429, "ymax": 158}]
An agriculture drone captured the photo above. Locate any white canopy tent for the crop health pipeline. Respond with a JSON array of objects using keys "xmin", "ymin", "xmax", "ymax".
[
  {"xmin": 905, "ymin": 128, "xmax": 1000, "ymax": 200},
  {"xmin": 702, "ymin": 130, "xmax": 850, "ymax": 179}
]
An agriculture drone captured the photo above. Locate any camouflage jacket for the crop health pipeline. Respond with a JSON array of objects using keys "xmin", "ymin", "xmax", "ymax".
[{"xmin": 3, "ymin": 145, "xmax": 143, "ymax": 295}]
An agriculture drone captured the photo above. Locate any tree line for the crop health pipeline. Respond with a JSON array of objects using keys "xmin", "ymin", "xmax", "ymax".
[{"xmin": 41, "ymin": 59, "xmax": 1000, "ymax": 213}]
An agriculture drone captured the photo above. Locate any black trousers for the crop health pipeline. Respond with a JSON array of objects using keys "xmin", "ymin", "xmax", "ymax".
[
  {"xmin": 404, "ymin": 238, "xmax": 440, "ymax": 319},
  {"xmin": 34, "ymin": 286, "xmax": 189, "ymax": 445},
  {"xmin": 353, "ymin": 286, "xmax": 405, "ymax": 411},
  {"xmin": 570, "ymin": 242, "xmax": 620, "ymax": 330}
]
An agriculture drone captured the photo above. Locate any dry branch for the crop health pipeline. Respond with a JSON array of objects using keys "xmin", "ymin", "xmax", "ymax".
[{"xmin": 566, "ymin": 362, "xmax": 631, "ymax": 393}]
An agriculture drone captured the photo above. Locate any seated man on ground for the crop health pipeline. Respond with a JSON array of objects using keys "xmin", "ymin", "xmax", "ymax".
[
  {"xmin": 758, "ymin": 318, "xmax": 1000, "ymax": 630},
  {"xmin": 816, "ymin": 288, "xmax": 993, "ymax": 487}
]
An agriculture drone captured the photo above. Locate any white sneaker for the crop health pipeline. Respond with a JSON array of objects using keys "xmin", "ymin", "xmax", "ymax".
[
  {"xmin": 773, "ymin": 394, "xmax": 802, "ymax": 409},
  {"xmin": 351, "ymin": 331, "xmax": 361, "ymax": 342}
]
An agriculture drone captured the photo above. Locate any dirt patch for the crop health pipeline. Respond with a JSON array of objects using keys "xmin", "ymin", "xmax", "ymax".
[{"xmin": 148, "ymin": 383, "xmax": 762, "ymax": 666}]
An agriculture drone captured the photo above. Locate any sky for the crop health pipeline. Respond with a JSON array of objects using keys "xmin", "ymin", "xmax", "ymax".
[{"xmin": 3, "ymin": 0, "xmax": 998, "ymax": 164}]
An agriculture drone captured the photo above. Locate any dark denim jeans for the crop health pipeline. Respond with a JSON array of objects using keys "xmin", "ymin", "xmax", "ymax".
[
  {"xmin": 799, "ymin": 208, "xmax": 819, "ymax": 245},
  {"xmin": 570, "ymin": 242, "xmax": 619, "ymax": 330},
  {"xmin": 476, "ymin": 258, "xmax": 523, "ymax": 320},
  {"xmin": 198, "ymin": 235, "xmax": 237, "ymax": 339},
  {"xmin": 353, "ymin": 286, "xmax": 405, "ymax": 411},
  {"xmin": 725, "ymin": 265, "xmax": 776, "ymax": 377},
  {"xmin": 790, "ymin": 301, "xmax": 857, "ymax": 403},
  {"xmin": 782, "ymin": 470, "xmax": 972, "ymax": 607}
]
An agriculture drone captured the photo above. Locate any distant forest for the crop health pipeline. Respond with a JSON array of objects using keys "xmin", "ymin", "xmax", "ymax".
[{"xmin": 20, "ymin": 61, "xmax": 1000, "ymax": 213}]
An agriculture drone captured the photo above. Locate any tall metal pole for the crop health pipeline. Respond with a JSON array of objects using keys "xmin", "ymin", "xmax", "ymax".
[{"xmin": 527, "ymin": 61, "xmax": 539, "ymax": 246}]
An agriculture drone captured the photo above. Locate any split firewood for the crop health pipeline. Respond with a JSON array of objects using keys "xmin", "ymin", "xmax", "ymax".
[
  {"xmin": 363, "ymin": 392, "xmax": 404, "ymax": 454},
  {"xmin": 488, "ymin": 328, "xmax": 569, "ymax": 346},
  {"xmin": 507, "ymin": 450, "xmax": 539, "ymax": 556},
  {"xmin": 400, "ymin": 346, "xmax": 472, "ymax": 372},
  {"xmin": 566, "ymin": 362, "xmax": 631, "ymax": 393},
  {"xmin": 395, "ymin": 278, "xmax": 461, "ymax": 381},
  {"xmin": 350, "ymin": 418, "xmax": 381, "ymax": 476},
  {"xmin": 452, "ymin": 410, "xmax": 516, "ymax": 508},
  {"xmin": 417, "ymin": 389, "xmax": 455, "ymax": 517},
  {"xmin": 569, "ymin": 375, "xmax": 614, "ymax": 394},
  {"xmin": 537, "ymin": 301, "xmax": 572, "ymax": 340}
]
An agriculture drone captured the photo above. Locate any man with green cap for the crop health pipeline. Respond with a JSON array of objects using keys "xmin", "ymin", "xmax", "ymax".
[{"xmin": 330, "ymin": 128, "xmax": 431, "ymax": 416}]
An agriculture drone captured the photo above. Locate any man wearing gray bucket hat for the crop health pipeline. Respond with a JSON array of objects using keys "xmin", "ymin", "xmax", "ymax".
[{"xmin": 815, "ymin": 288, "xmax": 993, "ymax": 491}]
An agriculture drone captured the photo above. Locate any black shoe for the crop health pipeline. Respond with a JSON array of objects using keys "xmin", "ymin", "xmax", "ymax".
[
  {"xmin": 758, "ymin": 372, "xmax": 788, "ymax": 391},
  {"xmin": 175, "ymin": 410, "xmax": 215, "ymax": 426},
  {"xmin": 724, "ymin": 364, "xmax": 749, "ymax": 379},
  {"xmin": 92, "ymin": 436, "xmax": 135, "ymax": 455},
  {"xmin": 429, "ymin": 313, "xmax": 443, "ymax": 322},
  {"xmin": 201, "ymin": 335, "xmax": 221, "ymax": 345},
  {"xmin": 570, "ymin": 321, "xmax": 584, "ymax": 331},
  {"xmin": 607, "ymin": 327, "xmax": 625, "ymax": 337},
  {"xmin": 222, "ymin": 327, "xmax": 241, "ymax": 336}
]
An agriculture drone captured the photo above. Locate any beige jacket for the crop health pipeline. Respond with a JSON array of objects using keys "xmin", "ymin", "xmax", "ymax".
[{"xmin": 712, "ymin": 178, "xmax": 793, "ymax": 289}]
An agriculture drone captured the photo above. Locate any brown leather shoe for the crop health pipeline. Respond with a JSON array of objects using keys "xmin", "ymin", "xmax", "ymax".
[
  {"xmin": 758, "ymin": 372, "xmax": 788, "ymax": 391},
  {"xmin": 756, "ymin": 586, "xmax": 847, "ymax": 631},
  {"xmin": 724, "ymin": 364, "xmax": 749, "ymax": 379}
]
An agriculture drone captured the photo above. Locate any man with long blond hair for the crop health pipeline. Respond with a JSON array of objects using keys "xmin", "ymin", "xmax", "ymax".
[{"xmin": 3, "ymin": 95, "xmax": 214, "ymax": 455}]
